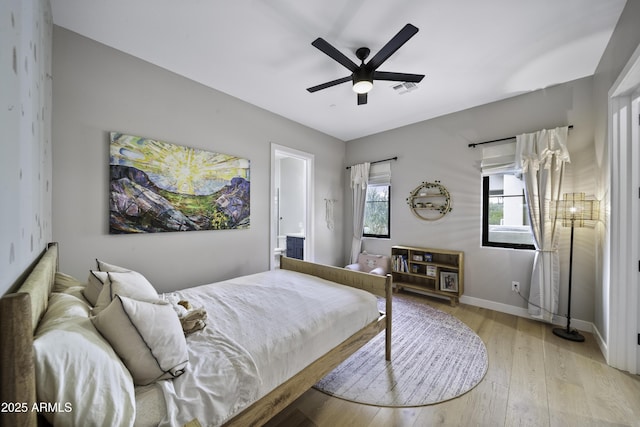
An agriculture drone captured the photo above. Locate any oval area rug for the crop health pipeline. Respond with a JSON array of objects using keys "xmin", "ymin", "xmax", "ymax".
[{"xmin": 314, "ymin": 294, "xmax": 488, "ymax": 407}]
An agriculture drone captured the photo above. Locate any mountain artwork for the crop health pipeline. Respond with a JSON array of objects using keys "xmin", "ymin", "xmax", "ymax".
[{"xmin": 109, "ymin": 132, "xmax": 250, "ymax": 234}]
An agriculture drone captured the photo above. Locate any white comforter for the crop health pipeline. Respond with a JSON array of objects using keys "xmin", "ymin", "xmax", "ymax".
[{"xmin": 157, "ymin": 269, "xmax": 380, "ymax": 427}]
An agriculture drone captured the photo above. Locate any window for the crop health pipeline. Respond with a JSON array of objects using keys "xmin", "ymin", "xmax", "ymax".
[
  {"xmin": 361, "ymin": 161, "xmax": 392, "ymax": 239},
  {"xmin": 482, "ymin": 174, "xmax": 534, "ymax": 249},
  {"xmin": 363, "ymin": 185, "xmax": 390, "ymax": 238}
]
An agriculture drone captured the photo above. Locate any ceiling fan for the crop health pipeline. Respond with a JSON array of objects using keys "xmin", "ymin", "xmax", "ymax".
[{"xmin": 306, "ymin": 23, "xmax": 425, "ymax": 105}]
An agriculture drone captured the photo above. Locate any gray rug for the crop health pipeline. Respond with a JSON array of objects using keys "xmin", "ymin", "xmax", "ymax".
[{"xmin": 314, "ymin": 295, "xmax": 488, "ymax": 407}]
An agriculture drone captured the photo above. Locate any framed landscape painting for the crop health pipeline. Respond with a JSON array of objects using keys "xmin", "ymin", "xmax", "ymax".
[{"xmin": 109, "ymin": 132, "xmax": 250, "ymax": 234}]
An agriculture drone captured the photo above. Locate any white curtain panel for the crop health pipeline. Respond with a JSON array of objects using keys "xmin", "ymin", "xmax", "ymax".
[
  {"xmin": 516, "ymin": 127, "xmax": 570, "ymax": 322},
  {"xmin": 350, "ymin": 162, "xmax": 370, "ymax": 264}
]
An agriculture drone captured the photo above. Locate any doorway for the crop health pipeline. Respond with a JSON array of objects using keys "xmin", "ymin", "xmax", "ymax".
[
  {"xmin": 608, "ymin": 41, "xmax": 640, "ymax": 374},
  {"xmin": 270, "ymin": 144, "xmax": 314, "ymax": 270}
]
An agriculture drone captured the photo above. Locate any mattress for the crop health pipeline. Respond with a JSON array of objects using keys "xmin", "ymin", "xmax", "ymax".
[{"xmin": 134, "ymin": 268, "xmax": 380, "ymax": 427}]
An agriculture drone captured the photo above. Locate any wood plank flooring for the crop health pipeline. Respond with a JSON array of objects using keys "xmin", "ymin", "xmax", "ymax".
[{"xmin": 264, "ymin": 292, "xmax": 640, "ymax": 427}]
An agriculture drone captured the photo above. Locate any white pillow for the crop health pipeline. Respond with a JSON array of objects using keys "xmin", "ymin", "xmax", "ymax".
[
  {"xmin": 93, "ymin": 270, "xmax": 158, "ymax": 315},
  {"xmin": 53, "ymin": 272, "xmax": 85, "ymax": 292},
  {"xmin": 37, "ymin": 293, "xmax": 91, "ymax": 329},
  {"xmin": 53, "ymin": 272, "xmax": 90, "ymax": 303},
  {"xmin": 83, "ymin": 260, "xmax": 131, "ymax": 305},
  {"xmin": 96, "ymin": 259, "xmax": 131, "ymax": 273},
  {"xmin": 92, "ymin": 295, "xmax": 189, "ymax": 386},
  {"xmin": 34, "ymin": 297, "xmax": 136, "ymax": 427},
  {"xmin": 84, "ymin": 270, "xmax": 109, "ymax": 306}
]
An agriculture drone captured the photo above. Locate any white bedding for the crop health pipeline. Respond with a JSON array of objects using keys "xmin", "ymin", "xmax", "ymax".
[{"xmin": 153, "ymin": 268, "xmax": 381, "ymax": 427}]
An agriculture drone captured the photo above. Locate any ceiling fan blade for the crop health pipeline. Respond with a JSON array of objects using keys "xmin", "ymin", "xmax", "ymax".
[
  {"xmin": 307, "ymin": 76, "xmax": 352, "ymax": 93},
  {"xmin": 357, "ymin": 93, "xmax": 367, "ymax": 105},
  {"xmin": 373, "ymin": 71, "xmax": 425, "ymax": 83},
  {"xmin": 367, "ymin": 24, "xmax": 419, "ymax": 70},
  {"xmin": 311, "ymin": 38, "xmax": 358, "ymax": 72}
]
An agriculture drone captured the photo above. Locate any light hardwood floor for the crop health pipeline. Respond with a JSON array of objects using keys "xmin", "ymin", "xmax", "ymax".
[{"xmin": 264, "ymin": 292, "xmax": 640, "ymax": 427}]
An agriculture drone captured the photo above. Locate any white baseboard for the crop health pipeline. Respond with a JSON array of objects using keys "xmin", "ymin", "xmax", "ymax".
[
  {"xmin": 591, "ymin": 323, "xmax": 608, "ymax": 361},
  {"xmin": 459, "ymin": 295, "xmax": 594, "ymax": 333}
]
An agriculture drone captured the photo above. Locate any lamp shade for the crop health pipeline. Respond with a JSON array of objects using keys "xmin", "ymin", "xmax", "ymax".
[{"xmin": 556, "ymin": 192, "xmax": 600, "ymax": 227}]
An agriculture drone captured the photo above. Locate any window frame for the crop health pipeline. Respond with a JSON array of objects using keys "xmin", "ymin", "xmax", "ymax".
[
  {"xmin": 363, "ymin": 184, "xmax": 391, "ymax": 239},
  {"xmin": 481, "ymin": 175, "xmax": 535, "ymax": 250}
]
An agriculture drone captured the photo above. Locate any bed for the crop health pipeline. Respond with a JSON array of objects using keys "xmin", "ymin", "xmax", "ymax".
[{"xmin": 0, "ymin": 243, "xmax": 392, "ymax": 426}]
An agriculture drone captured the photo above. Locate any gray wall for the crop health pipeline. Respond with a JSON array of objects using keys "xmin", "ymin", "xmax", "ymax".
[
  {"xmin": 592, "ymin": 0, "xmax": 640, "ymax": 341},
  {"xmin": 345, "ymin": 76, "xmax": 598, "ymax": 323},
  {"xmin": 52, "ymin": 27, "xmax": 346, "ymax": 292},
  {"xmin": 0, "ymin": 0, "xmax": 52, "ymax": 295}
]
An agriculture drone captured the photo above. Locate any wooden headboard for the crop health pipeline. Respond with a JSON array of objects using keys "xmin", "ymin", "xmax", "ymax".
[{"xmin": 0, "ymin": 242, "xmax": 58, "ymax": 427}]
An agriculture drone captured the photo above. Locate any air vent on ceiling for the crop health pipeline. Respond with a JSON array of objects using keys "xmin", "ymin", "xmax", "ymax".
[{"xmin": 392, "ymin": 81, "xmax": 419, "ymax": 95}]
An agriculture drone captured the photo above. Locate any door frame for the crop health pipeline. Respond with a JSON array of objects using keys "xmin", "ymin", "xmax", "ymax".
[
  {"xmin": 269, "ymin": 143, "xmax": 314, "ymax": 270},
  {"xmin": 607, "ymin": 41, "xmax": 640, "ymax": 374}
]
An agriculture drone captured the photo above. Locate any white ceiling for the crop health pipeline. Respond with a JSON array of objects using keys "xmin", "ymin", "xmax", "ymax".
[{"xmin": 50, "ymin": 0, "xmax": 627, "ymax": 141}]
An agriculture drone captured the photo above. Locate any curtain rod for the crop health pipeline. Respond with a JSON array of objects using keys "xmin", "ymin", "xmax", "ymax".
[
  {"xmin": 345, "ymin": 156, "xmax": 398, "ymax": 170},
  {"xmin": 468, "ymin": 125, "xmax": 574, "ymax": 148}
]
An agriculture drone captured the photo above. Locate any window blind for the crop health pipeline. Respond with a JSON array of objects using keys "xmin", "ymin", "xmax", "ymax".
[
  {"xmin": 368, "ymin": 161, "xmax": 391, "ymax": 185},
  {"xmin": 480, "ymin": 142, "xmax": 517, "ymax": 175}
]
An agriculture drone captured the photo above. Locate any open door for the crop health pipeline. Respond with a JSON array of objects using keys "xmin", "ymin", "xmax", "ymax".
[{"xmin": 270, "ymin": 144, "xmax": 314, "ymax": 270}]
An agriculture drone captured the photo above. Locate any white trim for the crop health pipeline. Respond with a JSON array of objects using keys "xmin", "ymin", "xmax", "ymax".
[
  {"xmin": 591, "ymin": 323, "xmax": 609, "ymax": 367},
  {"xmin": 459, "ymin": 294, "xmax": 594, "ymax": 333},
  {"xmin": 611, "ymin": 42, "xmax": 640, "ymax": 98},
  {"xmin": 395, "ymin": 289, "xmax": 596, "ymax": 337},
  {"xmin": 269, "ymin": 144, "xmax": 314, "ymax": 270},
  {"xmin": 636, "ymin": 92, "xmax": 640, "ymax": 375},
  {"xmin": 606, "ymin": 41, "xmax": 640, "ymax": 374}
]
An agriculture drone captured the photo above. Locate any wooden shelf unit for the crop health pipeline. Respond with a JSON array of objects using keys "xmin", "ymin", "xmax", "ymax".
[
  {"xmin": 406, "ymin": 181, "xmax": 452, "ymax": 221},
  {"xmin": 391, "ymin": 245, "xmax": 464, "ymax": 306}
]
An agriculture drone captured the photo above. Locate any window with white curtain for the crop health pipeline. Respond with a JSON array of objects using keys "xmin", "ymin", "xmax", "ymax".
[
  {"xmin": 481, "ymin": 143, "xmax": 535, "ymax": 249},
  {"xmin": 363, "ymin": 161, "xmax": 391, "ymax": 238}
]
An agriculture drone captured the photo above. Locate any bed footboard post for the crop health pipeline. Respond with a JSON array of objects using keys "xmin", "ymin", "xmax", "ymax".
[
  {"xmin": 385, "ymin": 274, "xmax": 392, "ymax": 361},
  {"xmin": 0, "ymin": 293, "xmax": 37, "ymax": 427}
]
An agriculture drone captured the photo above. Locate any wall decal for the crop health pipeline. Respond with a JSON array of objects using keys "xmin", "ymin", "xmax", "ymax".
[{"xmin": 109, "ymin": 132, "xmax": 250, "ymax": 234}]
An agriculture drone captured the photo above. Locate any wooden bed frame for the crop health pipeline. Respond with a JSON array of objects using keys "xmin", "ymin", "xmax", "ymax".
[{"xmin": 0, "ymin": 243, "xmax": 392, "ymax": 427}]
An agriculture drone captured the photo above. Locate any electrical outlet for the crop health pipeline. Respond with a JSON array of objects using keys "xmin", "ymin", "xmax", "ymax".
[{"xmin": 511, "ymin": 281, "xmax": 519, "ymax": 292}]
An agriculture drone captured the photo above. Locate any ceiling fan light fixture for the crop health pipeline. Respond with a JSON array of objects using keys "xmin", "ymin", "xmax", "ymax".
[
  {"xmin": 352, "ymin": 79, "xmax": 373, "ymax": 94},
  {"xmin": 352, "ymin": 67, "xmax": 373, "ymax": 94}
]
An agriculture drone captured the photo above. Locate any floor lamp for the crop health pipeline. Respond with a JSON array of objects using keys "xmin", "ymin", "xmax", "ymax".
[{"xmin": 553, "ymin": 193, "xmax": 599, "ymax": 342}]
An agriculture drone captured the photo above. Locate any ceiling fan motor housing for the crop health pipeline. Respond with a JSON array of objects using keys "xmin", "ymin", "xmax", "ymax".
[{"xmin": 352, "ymin": 67, "xmax": 374, "ymax": 93}]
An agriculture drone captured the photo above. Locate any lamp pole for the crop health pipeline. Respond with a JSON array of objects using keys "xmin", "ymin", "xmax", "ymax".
[{"xmin": 552, "ymin": 215, "xmax": 585, "ymax": 342}]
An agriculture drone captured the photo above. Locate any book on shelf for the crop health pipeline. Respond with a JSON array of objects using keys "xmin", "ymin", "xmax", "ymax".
[
  {"xmin": 392, "ymin": 254, "xmax": 409, "ymax": 272},
  {"xmin": 426, "ymin": 265, "xmax": 437, "ymax": 277}
]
